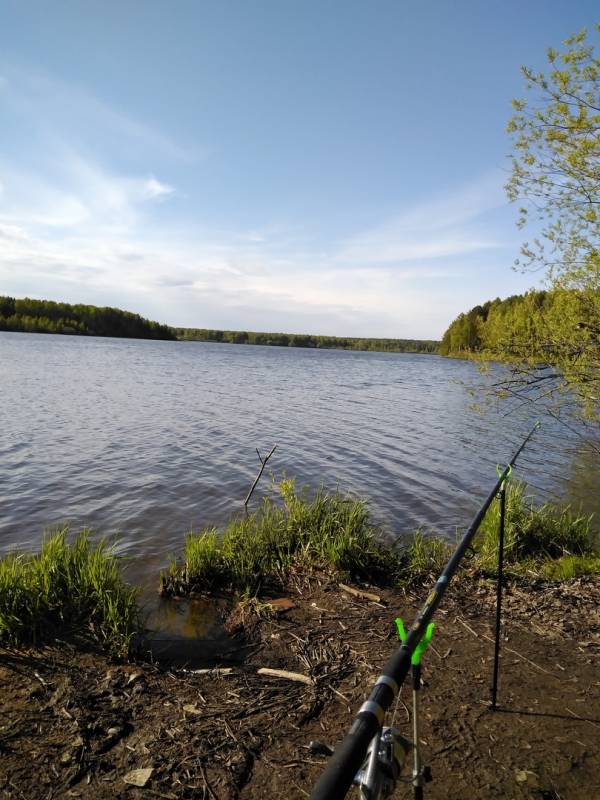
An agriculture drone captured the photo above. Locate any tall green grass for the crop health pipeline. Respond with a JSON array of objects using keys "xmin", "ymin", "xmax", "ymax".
[
  {"xmin": 474, "ymin": 481, "xmax": 596, "ymax": 577},
  {"xmin": 164, "ymin": 480, "xmax": 394, "ymax": 596},
  {"xmin": 0, "ymin": 529, "xmax": 140, "ymax": 657},
  {"xmin": 165, "ymin": 481, "xmax": 455, "ymax": 596}
]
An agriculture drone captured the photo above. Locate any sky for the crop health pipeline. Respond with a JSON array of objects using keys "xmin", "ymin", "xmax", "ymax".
[{"xmin": 0, "ymin": 1, "xmax": 597, "ymax": 339}]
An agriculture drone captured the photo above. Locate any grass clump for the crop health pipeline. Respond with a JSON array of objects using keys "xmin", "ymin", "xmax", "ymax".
[
  {"xmin": 398, "ymin": 530, "xmax": 450, "ymax": 584},
  {"xmin": 164, "ymin": 479, "xmax": 393, "ymax": 596},
  {"xmin": 475, "ymin": 481, "xmax": 597, "ymax": 578},
  {"xmin": 0, "ymin": 529, "xmax": 140, "ymax": 657}
]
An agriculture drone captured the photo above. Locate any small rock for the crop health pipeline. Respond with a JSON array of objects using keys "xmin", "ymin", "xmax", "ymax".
[
  {"xmin": 107, "ymin": 727, "xmax": 120, "ymax": 736},
  {"xmin": 266, "ymin": 597, "xmax": 296, "ymax": 613},
  {"xmin": 183, "ymin": 704, "xmax": 203, "ymax": 715},
  {"xmin": 123, "ymin": 767, "xmax": 153, "ymax": 787}
]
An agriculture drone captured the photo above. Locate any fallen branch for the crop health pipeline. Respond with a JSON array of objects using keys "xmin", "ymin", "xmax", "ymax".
[
  {"xmin": 257, "ymin": 667, "xmax": 313, "ymax": 685},
  {"xmin": 244, "ymin": 444, "xmax": 277, "ymax": 508},
  {"xmin": 339, "ymin": 583, "xmax": 382, "ymax": 603}
]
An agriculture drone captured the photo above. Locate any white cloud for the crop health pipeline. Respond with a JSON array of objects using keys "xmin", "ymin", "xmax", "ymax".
[
  {"xmin": 144, "ymin": 176, "xmax": 175, "ymax": 200},
  {"xmin": 0, "ymin": 151, "xmax": 176, "ymax": 233}
]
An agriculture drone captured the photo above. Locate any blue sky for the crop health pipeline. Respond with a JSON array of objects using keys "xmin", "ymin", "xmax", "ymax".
[{"xmin": 0, "ymin": 1, "xmax": 597, "ymax": 338}]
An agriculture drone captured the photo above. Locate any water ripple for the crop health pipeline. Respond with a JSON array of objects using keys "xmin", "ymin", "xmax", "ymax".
[{"xmin": 1, "ymin": 333, "xmax": 598, "ymax": 592}]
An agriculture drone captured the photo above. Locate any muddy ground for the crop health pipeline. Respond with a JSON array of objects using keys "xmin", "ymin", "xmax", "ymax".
[{"xmin": 1, "ymin": 573, "xmax": 599, "ymax": 800}]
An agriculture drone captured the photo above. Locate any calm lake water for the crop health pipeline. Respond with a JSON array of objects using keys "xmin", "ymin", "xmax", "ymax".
[{"xmin": 1, "ymin": 332, "xmax": 598, "ymax": 597}]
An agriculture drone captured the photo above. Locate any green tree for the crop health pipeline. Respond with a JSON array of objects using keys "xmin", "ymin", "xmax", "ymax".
[{"xmin": 503, "ymin": 27, "xmax": 600, "ymax": 424}]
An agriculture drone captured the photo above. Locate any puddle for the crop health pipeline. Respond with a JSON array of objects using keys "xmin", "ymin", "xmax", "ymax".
[{"xmin": 144, "ymin": 595, "xmax": 242, "ymax": 668}]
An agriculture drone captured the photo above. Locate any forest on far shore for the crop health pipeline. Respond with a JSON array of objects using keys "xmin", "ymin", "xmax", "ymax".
[
  {"xmin": 0, "ymin": 295, "xmax": 439, "ymax": 352},
  {"xmin": 174, "ymin": 327, "xmax": 439, "ymax": 353},
  {"xmin": 0, "ymin": 296, "xmax": 176, "ymax": 340},
  {"xmin": 438, "ymin": 289, "xmax": 597, "ymax": 359}
]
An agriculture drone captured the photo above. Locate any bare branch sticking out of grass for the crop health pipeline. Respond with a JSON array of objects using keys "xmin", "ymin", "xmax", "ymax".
[
  {"xmin": 162, "ymin": 480, "xmax": 395, "ymax": 597},
  {"xmin": 0, "ymin": 529, "xmax": 140, "ymax": 657}
]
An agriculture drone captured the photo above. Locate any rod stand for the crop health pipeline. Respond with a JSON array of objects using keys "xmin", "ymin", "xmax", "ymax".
[
  {"xmin": 491, "ymin": 482, "xmax": 507, "ymax": 710},
  {"xmin": 411, "ymin": 662, "xmax": 432, "ymax": 799}
]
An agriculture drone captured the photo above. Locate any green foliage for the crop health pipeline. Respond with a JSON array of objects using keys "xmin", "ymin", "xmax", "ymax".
[
  {"xmin": 175, "ymin": 327, "xmax": 438, "ymax": 354},
  {"xmin": 0, "ymin": 530, "xmax": 140, "ymax": 657},
  {"xmin": 165, "ymin": 479, "xmax": 598, "ymax": 599},
  {"xmin": 539, "ymin": 554, "xmax": 600, "ymax": 580},
  {"xmin": 507, "ymin": 27, "xmax": 600, "ymax": 291},
  {"xmin": 439, "ymin": 288, "xmax": 600, "ymax": 422},
  {"xmin": 500, "ymin": 28, "xmax": 600, "ymax": 422},
  {"xmin": 397, "ymin": 530, "xmax": 450, "ymax": 584},
  {"xmin": 0, "ymin": 296, "xmax": 176, "ymax": 340},
  {"xmin": 475, "ymin": 481, "xmax": 595, "ymax": 575},
  {"xmin": 164, "ymin": 482, "xmax": 394, "ymax": 596}
]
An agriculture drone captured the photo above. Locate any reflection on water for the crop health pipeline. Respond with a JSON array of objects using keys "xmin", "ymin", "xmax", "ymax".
[
  {"xmin": 1, "ymin": 331, "xmax": 598, "ymax": 646},
  {"xmin": 147, "ymin": 596, "xmax": 237, "ymax": 666},
  {"xmin": 560, "ymin": 441, "xmax": 600, "ymax": 523}
]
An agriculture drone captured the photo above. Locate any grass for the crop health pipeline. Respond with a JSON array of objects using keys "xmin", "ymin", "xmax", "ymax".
[
  {"xmin": 163, "ymin": 479, "xmax": 395, "ymax": 596},
  {"xmin": 474, "ymin": 481, "xmax": 598, "ymax": 579},
  {"xmin": 0, "ymin": 529, "xmax": 140, "ymax": 657},
  {"xmin": 165, "ymin": 478, "xmax": 599, "ymax": 599},
  {"xmin": 164, "ymin": 480, "xmax": 456, "ymax": 597},
  {"xmin": 3, "ymin": 480, "xmax": 594, "ymax": 655}
]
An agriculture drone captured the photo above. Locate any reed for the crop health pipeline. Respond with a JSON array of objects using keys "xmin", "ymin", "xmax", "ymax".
[
  {"xmin": 163, "ymin": 479, "xmax": 394, "ymax": 596},
  {"xmin": 0, "ymin": 529, "xmax": 140, "ymax": 657},
  {"xmin": 474, "ymin": 481, "xmax": 597, "ymax": 577}
]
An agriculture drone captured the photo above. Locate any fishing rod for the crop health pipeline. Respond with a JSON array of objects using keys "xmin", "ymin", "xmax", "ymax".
[{"xmin": 311, "ymin": 421, "xmax": 541, "ymax": 800}]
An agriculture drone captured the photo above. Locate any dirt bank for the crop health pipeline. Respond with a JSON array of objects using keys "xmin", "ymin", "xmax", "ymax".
[{"xmin": 1, "ymin": 574, "xmax": 599, "ymax": 799}]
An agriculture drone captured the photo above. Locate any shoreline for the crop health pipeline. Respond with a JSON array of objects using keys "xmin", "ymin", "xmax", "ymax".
[
  {"xmin": 0, "ymin": 327, "xmax": 440, "ymax": 355},
  {"xmin": 1, "ymin": 482, "xmax": 599, "ymax": 796},
  {"xmin": 2, "ymin": 571, "xmax": 599, "ymax": 798}
]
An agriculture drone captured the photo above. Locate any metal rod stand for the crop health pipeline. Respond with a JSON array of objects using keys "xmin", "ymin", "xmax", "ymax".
[
  {"xmin": 491, "ymin": 484, "xmax": 506, "ymax": 710},
  {"xmin": 412, "ymin": 662, "xmax": 423, "ymax": 799}
]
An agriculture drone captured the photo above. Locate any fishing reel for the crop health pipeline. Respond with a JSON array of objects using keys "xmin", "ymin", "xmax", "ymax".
[
  {"xmin": 309, "ymin": 727, "xmax": 411, "ymax": 799},
  {"xmin": 354, "ymin": 727, "xmax": 412, "ymax": 799}
]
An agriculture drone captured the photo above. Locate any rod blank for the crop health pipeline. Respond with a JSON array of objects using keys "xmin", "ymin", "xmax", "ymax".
[{"xmin": 310, "ymin": 422, "xmax": 540, "ymax": 800}]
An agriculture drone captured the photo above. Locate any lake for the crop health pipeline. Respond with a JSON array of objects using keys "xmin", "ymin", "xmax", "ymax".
[{"xmin": 1, "ymin": 332, "xmax": 598, "ymax": 597}]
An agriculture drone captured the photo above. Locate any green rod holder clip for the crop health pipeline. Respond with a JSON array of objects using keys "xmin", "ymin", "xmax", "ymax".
[
  {"xmin": 496, "ymin": 463, "xmax": 512, "ymax": 486},
  {"xmin": 395, "ymin": 617, "xmax": 435, "ymax": 665}
]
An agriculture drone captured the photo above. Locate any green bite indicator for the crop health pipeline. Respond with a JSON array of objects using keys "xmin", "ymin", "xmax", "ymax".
[{"xmin": 395, "ymin": 618, "xmax": 435, "ymax": 665}]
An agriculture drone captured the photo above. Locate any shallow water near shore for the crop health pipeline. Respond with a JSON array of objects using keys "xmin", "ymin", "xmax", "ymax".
[{"xmin": 1, "ymin": 332, "xmax": 598, "ymax": 622}]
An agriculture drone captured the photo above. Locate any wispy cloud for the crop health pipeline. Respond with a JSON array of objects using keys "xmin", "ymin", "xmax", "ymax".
[
  {"xmin": 0, "ymin": 67, "xmax": 198, "ymax": 162},
  {"xmin": 0, "ymin": 165, "xmax": 516, "ymax": 337},
  {"xmin": 336, "ymin": 172, "xmax": 505, "ymax": 266},
  {"xmin": 144, "ymin": 176, "xmax": 175, "ymax": 200}
]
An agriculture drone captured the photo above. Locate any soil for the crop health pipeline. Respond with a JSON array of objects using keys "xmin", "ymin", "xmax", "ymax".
[{"xmin": 1, "ymin": 573, "xmax": 599, "ymax": 800}]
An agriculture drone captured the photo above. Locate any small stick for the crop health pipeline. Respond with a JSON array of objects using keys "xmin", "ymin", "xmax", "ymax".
[
  {"xmin": 339, "ymin": 583, "xmax": 382, "ymax": 603},
  {"xmin": 199, "ymin": 764, "xmax": 217, "ymax": 800},
  {"xmin": 257, "ymin": 667, "xmax": 313, "ymax": 685},
  {"xmin": 244, "ymin": 444, "xmax": 277, "ymax": 508},
  {"xmin": 479, "ymin": 632, "xmax": 559, "ymax": 678},
  {"xmin": 456, "ymin": 616, "xmax": 480, "ymax": 638}
]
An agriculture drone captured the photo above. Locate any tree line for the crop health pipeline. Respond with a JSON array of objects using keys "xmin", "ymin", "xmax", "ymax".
[
  {"xmin": 439, "ymin": 289, "xmax": 597, "ymax": 358},
  {"xmin": 174, "ymin": 327, "xmax": 439, "ymax": 353},
  {"xmin": 0, "ymin": 296, "xmax": 176, "ymax": 340},
  {"xmin": 439, "ymin": 287, "xmax": 599, "ymax": 422}
]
